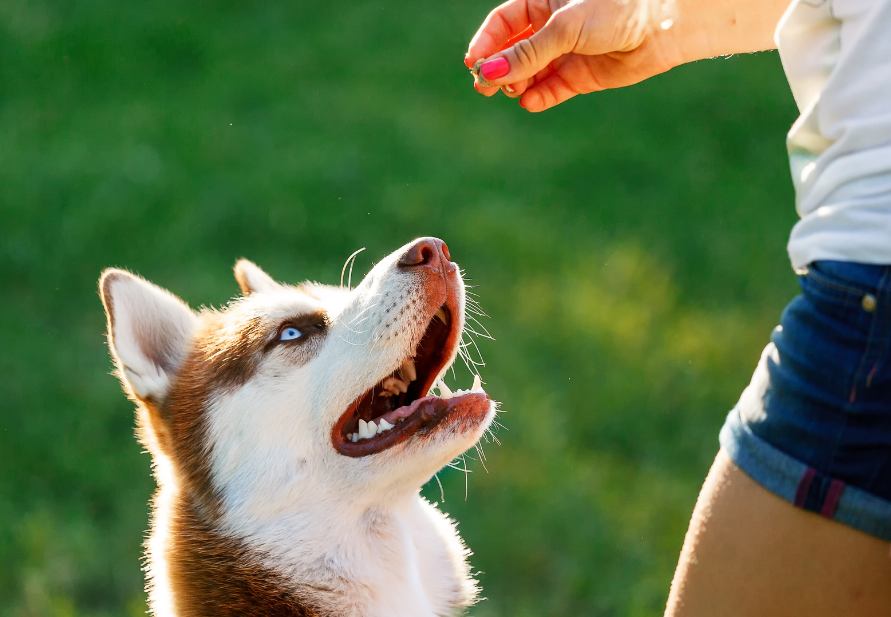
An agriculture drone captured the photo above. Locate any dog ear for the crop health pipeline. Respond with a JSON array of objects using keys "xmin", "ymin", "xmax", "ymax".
[
  {"xmin": 234, "ymin": 259, "xmax": 279, "ymax": 295},
  {"xmin": 99, "ymin": 269, "xmax": 198, "ymax": 403}
]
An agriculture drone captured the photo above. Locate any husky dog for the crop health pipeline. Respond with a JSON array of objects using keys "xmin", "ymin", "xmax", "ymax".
[{"xmin": 99, "ymin": 237, "xmax": 497, "ymax": 617}]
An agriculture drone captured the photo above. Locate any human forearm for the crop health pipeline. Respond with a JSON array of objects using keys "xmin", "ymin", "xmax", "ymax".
[
  {"xmin": 659, "ymin": 0, "xmax": 789, "ymax": 66},
  {"xmin": 464, "ymin": 0, "xmax": 791, "ymax": 111}
]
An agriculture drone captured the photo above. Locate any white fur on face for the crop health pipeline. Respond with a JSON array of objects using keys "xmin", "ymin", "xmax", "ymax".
[{"xmin": 203, "ymin": 243, "xmax": 494, "ymax": 616}]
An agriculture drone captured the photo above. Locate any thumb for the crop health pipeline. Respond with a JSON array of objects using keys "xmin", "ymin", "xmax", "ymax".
[{"xmin": 475, "ymin": 5, "xmax": 581, "ymax": 87}]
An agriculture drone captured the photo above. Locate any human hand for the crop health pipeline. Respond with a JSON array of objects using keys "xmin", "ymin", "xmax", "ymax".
[
  {"xmin": 465, "ymin": 0, "xmax": 787, "ymax": 112},
  {"xmin": 465, "ymin": 0, "xmax": 682, "ymax": 112}
]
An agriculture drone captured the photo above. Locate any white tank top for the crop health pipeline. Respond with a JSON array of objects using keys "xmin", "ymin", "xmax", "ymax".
[{"xmin": 777, "ymin": 0, "xmax": 891, "ymax": 270}]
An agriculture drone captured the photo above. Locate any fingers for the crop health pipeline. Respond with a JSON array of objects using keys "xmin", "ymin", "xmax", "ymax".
[
  {"xmin": 519, "ymin": 73, "xmax": 579, "ymax": 111},
  {"xmin": 502, "ymin": 25, "xmax": 535, "ymax": 53},
  {"xmin": 473, "ymin": 5, "xmax": 582, "ymax": 89},
  {"xmin": 501, "ymin": 83, "xmax": 520, "ymax": 97},
  {"xmin": 473, "ymin": 80, "xmax": 501, "ymax": 97},
  {"xmin": 482, "ymin": 25, "xmax": 536, "ymax": 97},
  {"xmin": 501, "ymin": 64, "xmax": 553, "ymax": 98},
  {"xmin": 465, "ymin": 0, "xmax": 536, "ymax": 68},
  {"xmin": 471, "ymin": 24, "xmax": 536, "ymax": 97},
  {"xmin": 501, "ymin": 77, "xmax": 532, "ymax": 98},
  {"xmin": 518, "ymin": 55, "xmax": 603, "ymax": 112}
]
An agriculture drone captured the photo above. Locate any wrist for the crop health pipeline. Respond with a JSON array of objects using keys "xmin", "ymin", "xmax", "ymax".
[{"xmin": 655, "ymin": 0, "xmax": 783, "ymax": 66}]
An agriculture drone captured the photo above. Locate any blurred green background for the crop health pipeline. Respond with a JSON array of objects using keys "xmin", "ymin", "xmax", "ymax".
[{"xmin": 0, "ymin": 0, "xmax": 801, "ymax": 614}]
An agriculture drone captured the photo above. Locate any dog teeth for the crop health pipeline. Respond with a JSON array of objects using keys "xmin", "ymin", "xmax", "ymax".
[
  {"xmin": 399, "ymin": 358, "xmax": 417, "ymax": 382},
  {"xmin": 352, "ymin": 363, "xmax": 485, "ymax": 446},
  {"xmin": 433, "ymin": 375, "xmax": 485, "ymax": 400},
  {"xmin": 382, "ymin": 376, "xmax": 408, "ymax": 395},
  {"xmin": 435, "ymin": 378, "xmax": 453, "ymax": 399},
  {"xmin": 351, "ymin": 417, "xmax": 397, "ymax": 442},
  {"xmin": 357, "ymin": 419, "xmax": 372, "ymax": 439},
  {"xmin": 434, "ymin": 308, "xmax": 448, "ymax": 325}
]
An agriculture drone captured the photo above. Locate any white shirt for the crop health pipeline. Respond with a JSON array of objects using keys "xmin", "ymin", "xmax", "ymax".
[{"xmin": 776, "ymin": 0, "xmax": 891, "ymax": 271}]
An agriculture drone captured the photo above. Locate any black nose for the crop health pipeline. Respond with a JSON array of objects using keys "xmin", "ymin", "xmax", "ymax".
[{"xmin": 397, "ymin": 237, "xmax": 452, "ymax": 272}]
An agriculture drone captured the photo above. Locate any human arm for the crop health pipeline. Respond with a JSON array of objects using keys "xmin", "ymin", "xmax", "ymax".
[{"xmin": 465, "ymin": 0, "xmax": 791, "ymax": 112}]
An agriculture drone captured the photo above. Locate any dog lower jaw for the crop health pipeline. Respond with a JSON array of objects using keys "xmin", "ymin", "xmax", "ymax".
[{"xmin": 333, "ymin": 392, "xmax": 491, "ymax": 457}]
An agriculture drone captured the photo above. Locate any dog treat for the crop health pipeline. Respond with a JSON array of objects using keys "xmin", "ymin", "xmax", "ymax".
[{"xmin": 471, "ymin": 58, "xmax": 496, "ymax": 88}]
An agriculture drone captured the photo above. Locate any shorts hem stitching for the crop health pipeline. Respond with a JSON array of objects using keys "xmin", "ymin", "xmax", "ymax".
[{"xmin": 720, "ymin": 407, "xmax": 891, "ymax": 542}]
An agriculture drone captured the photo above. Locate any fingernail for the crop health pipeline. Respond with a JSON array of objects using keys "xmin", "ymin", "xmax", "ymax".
[
  {"xmin": 480, "ymin": 57, "xmax": 510, "ymax": 81},
  {"xmin": 464, "ymin": 55, "xmax": 473, "ymax": 69},
  {"xmin": 503, "ymin": 83, "xmax": 516, "ymax": 94}
]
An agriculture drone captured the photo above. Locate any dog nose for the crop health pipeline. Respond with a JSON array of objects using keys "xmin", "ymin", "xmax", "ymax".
[{"xmin": 397, "ymin": 237, "xmax": 453, "ymax": 272}]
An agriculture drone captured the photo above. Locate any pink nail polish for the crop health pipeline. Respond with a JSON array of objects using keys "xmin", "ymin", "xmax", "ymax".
[{"xmin": 480, "ymin": 57, "xmax": 510, "ymax": 81}]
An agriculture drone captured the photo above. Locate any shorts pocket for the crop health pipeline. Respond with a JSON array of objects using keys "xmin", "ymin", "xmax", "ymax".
[{"xmin": 800, "ymin": 262, "xmax": 874, "ymax": 322}]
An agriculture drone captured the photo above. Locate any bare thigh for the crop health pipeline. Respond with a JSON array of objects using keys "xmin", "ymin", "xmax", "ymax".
[{"xmin": 665, "ymin": 449, "xmax": 891, "ymax": 617}]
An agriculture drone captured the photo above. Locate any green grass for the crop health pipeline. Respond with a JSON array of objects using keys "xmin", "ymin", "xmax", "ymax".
[{"xmin": 0, "ymin": 0, "xmax": 800, "ymax": 614}]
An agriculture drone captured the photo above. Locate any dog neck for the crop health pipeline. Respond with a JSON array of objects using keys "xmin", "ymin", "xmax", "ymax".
[{"xmin": 147, "ymin": 475, "xmax": 475, "ymax": 617}]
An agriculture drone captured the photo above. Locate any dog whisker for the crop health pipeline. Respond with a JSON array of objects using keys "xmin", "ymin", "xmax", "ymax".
[
  {"xmin": 349, "ymin": 301, "xmax": 380, "ymax": 325},
  {"xmin": 435, "ymin": 473, "xmax": 445, "ymax": 503},
  {"xmin": 340, "ymin": 247, "xmax": 366, "ymax": 289}
]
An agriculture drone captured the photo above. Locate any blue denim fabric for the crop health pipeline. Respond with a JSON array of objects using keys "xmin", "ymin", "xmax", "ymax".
[{"xmin": 720, "ymin": 260, "xmax": 891, "ymax": 540}]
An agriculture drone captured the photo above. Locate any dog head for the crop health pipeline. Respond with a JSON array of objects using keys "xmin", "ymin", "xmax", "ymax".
[{"xmin": 100, "ymin": 238, "xmax": 495, "ymax": 521}]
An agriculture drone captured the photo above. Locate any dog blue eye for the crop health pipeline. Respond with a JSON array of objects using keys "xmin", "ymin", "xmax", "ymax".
[{"xmin": 280, "ymin": 327, "xmax": 302, "ymax": 341}]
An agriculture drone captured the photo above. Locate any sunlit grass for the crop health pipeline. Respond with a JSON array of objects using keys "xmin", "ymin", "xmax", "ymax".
[{"xmin": 0, "ymin": 0, "xmax": 799, "ymax": 613}]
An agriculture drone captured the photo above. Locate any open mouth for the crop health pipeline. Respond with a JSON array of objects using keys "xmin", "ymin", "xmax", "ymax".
[{"xmin": 332, "ymin": 305, "xmax": 490, "ymax": 457}]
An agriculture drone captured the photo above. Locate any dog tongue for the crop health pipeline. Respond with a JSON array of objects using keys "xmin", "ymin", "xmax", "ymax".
[
  {"xmin": 380, "ymin": 396, "xmax": 443, "ymax": 424},
  {"xmin": 380, "ymin": 393, "xmax": 487, "ymax": 426}
]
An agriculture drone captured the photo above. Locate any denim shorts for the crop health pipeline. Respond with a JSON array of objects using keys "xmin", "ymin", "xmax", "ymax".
[{"xmin": 720, "ymin": 260, "xmax": 891, "ymax": 541}]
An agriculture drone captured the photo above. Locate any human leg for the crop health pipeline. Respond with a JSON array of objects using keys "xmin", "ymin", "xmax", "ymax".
[
  {"xmin": 665, "ymin": 449, "xmax": 891, "ymax": 617},
  {"xmin": 666, "ymin": 261, "xmax": 891, "ymax": 616}
]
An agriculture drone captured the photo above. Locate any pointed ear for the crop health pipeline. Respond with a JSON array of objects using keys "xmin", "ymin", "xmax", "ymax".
[
  {"xmin": 99, "ymin": 269, "xmax": 198, "ymax": 402},
  {"xmin": 234, "ymin": 259, "xmax": 279, "ymax": 295}
]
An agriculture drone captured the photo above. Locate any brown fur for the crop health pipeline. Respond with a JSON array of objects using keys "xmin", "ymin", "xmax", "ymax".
[
  {"xmin": 162, "ymin": 492, "xmax": 320, "ymax": 617},
  {"xmin": 109, "ymin": 290, "xmax": 329, "ymax": 614}
]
